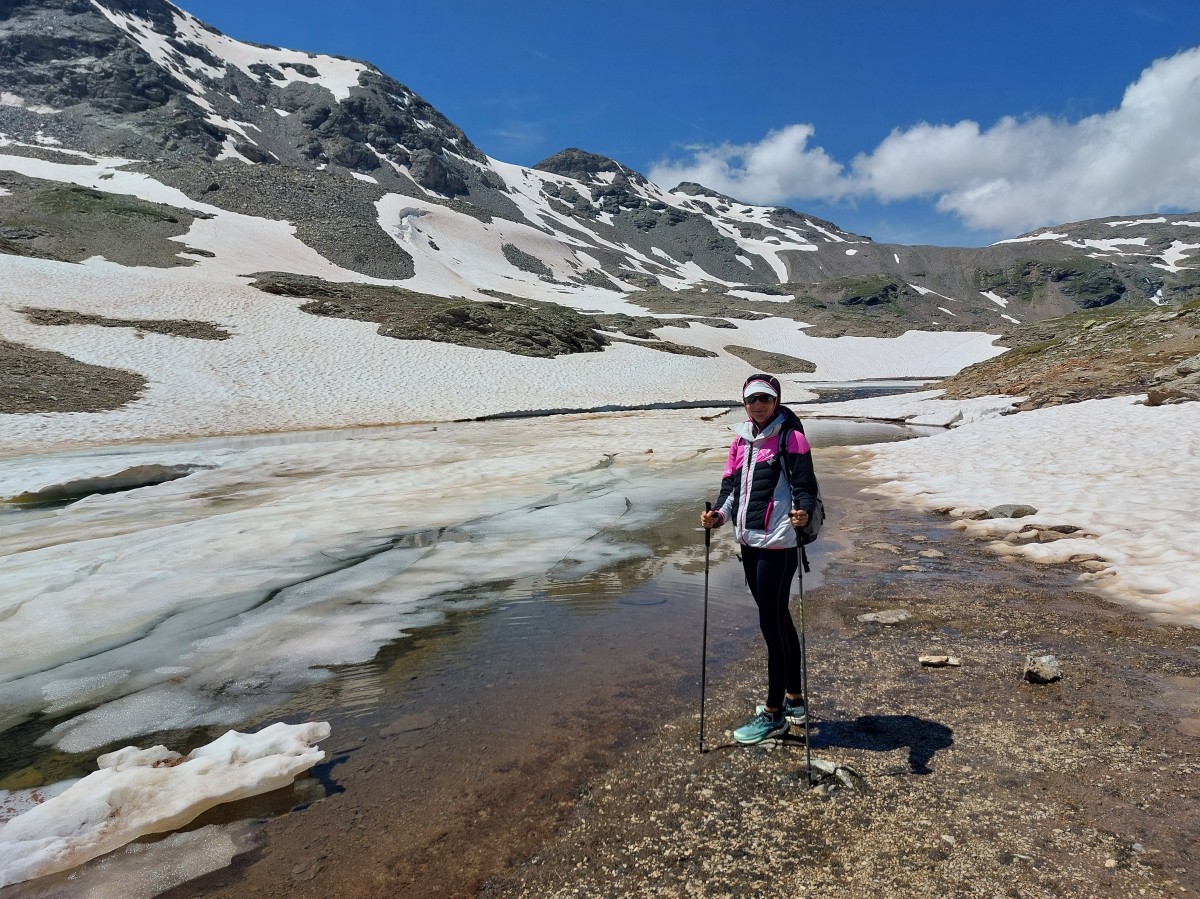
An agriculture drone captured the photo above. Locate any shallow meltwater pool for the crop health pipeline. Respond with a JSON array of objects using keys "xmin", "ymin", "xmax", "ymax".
[{"xmin": 0, "ymin": 410, "xmax": 931, "ymax": 896}]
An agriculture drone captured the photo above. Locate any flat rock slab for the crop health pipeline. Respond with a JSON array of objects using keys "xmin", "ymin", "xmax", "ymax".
[
  {"xmin": 919, "ymin": 655, "xmax": 962, "ymax": 667},
  {"xmin": 857, "ymin": 609, "xmax": 912, "ymax": 625}
]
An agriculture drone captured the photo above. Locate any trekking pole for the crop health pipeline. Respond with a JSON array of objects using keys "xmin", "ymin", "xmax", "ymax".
[
  {"xmin": 795, "ymin": 537, "xmax": 813, "ymax": 785},
  {"xmin": 699, "ymin": 502, "xmax": 712, "ymax": 753}
]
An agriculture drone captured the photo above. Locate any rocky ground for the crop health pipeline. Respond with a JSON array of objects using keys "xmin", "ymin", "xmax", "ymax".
[
  {"xmin": 0, "ymin": 309, "xmax": 230, "ymax": 415},
  {"xmin": 249, "ymin": 272, "xmax": 722, "ymax": 359},
  {"xmin": 134, "ymin": 465, "xmax": 1200, "ymax": 899},
  {"xmin": 17, "ymin": 307, "xmax": 230, "ymax": 340},
  {"xmin": 0, "ymin": 173, "xmax": 211, "ymax": 268},
  {"xmin": 0, "ymin": 338, "xmax": 146, "ymax": 414},
  {"xmin": 938, "ymin": 300, "xmax": 1200, "ymax": 410},
  {"xmin": 477, "ymin": 463, "xmax": 1200, "ymax": 899}
]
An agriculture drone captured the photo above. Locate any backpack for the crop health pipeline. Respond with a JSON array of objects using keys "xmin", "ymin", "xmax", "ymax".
[{"xmin": 778, "ymin": 420, "xmax": 825, "ymax": 569}]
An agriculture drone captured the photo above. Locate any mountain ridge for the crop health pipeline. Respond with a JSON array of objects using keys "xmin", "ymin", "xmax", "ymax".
[{"xmin": 2, "ymin": 0, "xmax": 1199, "ymax": 414}]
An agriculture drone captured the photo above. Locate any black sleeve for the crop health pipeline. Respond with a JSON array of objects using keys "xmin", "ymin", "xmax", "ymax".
[{"xmin": 783, "ymin": 443, "xmax": 818, "ymax": 516}]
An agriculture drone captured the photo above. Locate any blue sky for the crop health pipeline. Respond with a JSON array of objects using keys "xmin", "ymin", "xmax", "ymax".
[{"xmin": 183, "ymin": 1, "xmax": 1200, "ymax": 247}]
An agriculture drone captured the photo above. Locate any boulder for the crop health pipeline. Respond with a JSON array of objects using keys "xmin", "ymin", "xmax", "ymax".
[
  {"xmin": 988, "ymin": 504, "xmax": 1039, "ymax": 519},
  {"xmin": 1178, "ymin": 353, "xmax": 1200, "ymax": 376},
  {"xmin": 1146, "ymin": 372, "xmax": 1200, "ymax": 406},
  {"xmin": 1024, "ymin": 654, "xmax": 1062, "ymax": 684}
]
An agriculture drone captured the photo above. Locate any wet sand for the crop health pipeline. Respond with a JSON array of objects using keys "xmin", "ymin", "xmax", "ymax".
[{"xmin": 33, "ymin": 457, "xmax": 1198, "ymax": 899}]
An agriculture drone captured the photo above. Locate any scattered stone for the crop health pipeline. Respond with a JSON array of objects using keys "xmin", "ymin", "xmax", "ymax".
[
  {"xmin": 898, "ymin": 565, "xmax": 925, "ymax": 572},
  {"xmin": 988, "ymin": 504, "xmax": 1039, "ymax": 519},
  {"xmin": 1024, "ymin": 654, "xmax": 1063, "ymax": 684},
  {"xmin": 920, "ymin": 656, "xmax": 962, "ymax": 667},
  {"xmin": 918, "ymin": 548, "xmax": 944, "ymax": 558},
  {"xmin": 1104, "ymin": 858, "xmax": 1118, "ymax": 869},
  {"xmin": 955, "ymin": 509, "xmax": 991, "ymax": 520},
  {"xmin": 805, "ymin": 757, "xmax": 865, "ymax": 793},
  {"xmin": 912, "ymin": 535, "xmax": 928, "ymax": 542},
  {"xmin": 868, "ymin": 542, "xmax": 902, "ymax": 554},
  {"xmin": 857, "ymin": 609, "xmax": 911, "ymax": 625}
]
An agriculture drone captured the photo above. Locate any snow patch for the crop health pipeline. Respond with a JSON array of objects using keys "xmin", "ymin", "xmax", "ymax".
[
  {"xmin": 1106, "ymin": 217, "xmax": 1166, "ymax": 227},
  {"xmin": 911, "ymin": 284, "xmax": 957, "ymax": 302},
  {"xmin": 0, "ymin": 93, "xmax": 57, "ymax": 115},
  {"xmin": 729, "ymin": 289, "xmax": 790, "ymax": 304},
  {"xmin": 991, "ymin": 231, "xmax": 1069, "ymax": 245},
  {"xmin": 1152, "ymin": 240, "xmax": 1200, "ymax": 273},
  {"xmin": 1062, "ymin": 237, "xmax": 1148, "ymax": 253}
]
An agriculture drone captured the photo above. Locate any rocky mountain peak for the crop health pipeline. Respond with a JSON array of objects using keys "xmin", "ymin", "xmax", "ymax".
[
  {"xmin": 534, "ymin": 148, "xmax": 644, "ymax": 185},
  {"xmin": 671, "ymin": 181, "xmax": 740, "ymax": 204},
  {"xmin": 0, "ymin": 0, "xmax": 486, "ymax": 175}
]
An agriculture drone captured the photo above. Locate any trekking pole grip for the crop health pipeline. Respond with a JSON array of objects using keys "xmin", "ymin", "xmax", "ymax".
[{"xmin": 704, "ymin": 502, "xmax": 711, "ymax": 546}]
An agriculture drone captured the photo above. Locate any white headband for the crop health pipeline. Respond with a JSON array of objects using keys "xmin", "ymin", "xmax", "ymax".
[{"xmin": 743, "ymin": 381, "xmax": 778, "ymax": 399}]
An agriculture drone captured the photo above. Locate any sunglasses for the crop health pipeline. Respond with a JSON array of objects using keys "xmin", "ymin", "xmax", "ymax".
[{"xmin": 744, "ymin": 394, "xmax": 775, "ymax": 405}]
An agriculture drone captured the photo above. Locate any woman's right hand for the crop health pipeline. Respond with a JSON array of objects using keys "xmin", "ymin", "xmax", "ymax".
[{"xmin": 700, "ymin": 510, "xmax": 720, "ymax": 529}]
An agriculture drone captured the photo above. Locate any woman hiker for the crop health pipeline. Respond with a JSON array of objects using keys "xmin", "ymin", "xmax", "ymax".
[{"xmin": 700, "ymin": 373, "xmax": 820, "ymax": 745}]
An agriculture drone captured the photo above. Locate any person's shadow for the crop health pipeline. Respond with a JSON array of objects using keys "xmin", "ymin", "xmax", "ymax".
[{"xmin": 792, "ymin": 713, "xmax": 953, "ymax": 775}]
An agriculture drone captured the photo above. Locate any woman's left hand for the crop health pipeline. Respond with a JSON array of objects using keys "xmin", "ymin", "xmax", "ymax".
[{"xmin": 789, "ymin": 508, "xmax": 809, "ymax": 528}]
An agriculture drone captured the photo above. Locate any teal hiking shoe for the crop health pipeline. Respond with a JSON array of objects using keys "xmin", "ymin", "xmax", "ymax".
[
  {"xmin": 755, "ymin": 697, "xmax": 807, "ymax": 725},
  {"xmin": 784, "ymin": 697, "xmax": 807, "ymax": 726},
  {"xmin": 733, "ymin": 708, "xmax": 789, "ymax": 745}
]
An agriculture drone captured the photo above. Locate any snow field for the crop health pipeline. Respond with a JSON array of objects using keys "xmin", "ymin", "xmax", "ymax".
[
  {"xmin": 0, "ymin": 249, "xmax": 1010, "ymax": 454},
  {"xmin": 838, "ymin": 395, "xmax": 1200, "ymax": 625}
]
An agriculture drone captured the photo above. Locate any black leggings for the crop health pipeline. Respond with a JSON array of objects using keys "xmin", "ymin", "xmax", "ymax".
[{"xmin": 740, "ymin": 545, "xmax": 803, "ymax": 710}]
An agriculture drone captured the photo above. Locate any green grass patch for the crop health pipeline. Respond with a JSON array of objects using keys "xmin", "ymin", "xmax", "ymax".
[{"xmin": 35, "ymin": 186, "xmax": 182, "ymax": 223}]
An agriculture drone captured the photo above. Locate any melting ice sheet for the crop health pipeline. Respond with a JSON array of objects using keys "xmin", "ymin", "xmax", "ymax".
[
  {"xmin": 0, "ymin": 411, "xmax": 729, "ymax": 753},
  {"xmin": 0, "ymin": 721, "xmax": 329, "ymax": 889}
]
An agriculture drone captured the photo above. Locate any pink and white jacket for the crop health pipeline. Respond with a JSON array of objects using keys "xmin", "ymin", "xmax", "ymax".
[{"xmin": 711, "ymin": 407, "xmax": 819, "ymax": 549}]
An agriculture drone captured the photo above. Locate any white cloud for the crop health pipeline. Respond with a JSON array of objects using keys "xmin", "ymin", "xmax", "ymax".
[
  {"xmin": 650, "ymin": 47, "xmax": 1200, "ymax": 234},
  {"xmin": 648, "ymin": 123, "xmax": 852, "ymax": 204}
]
